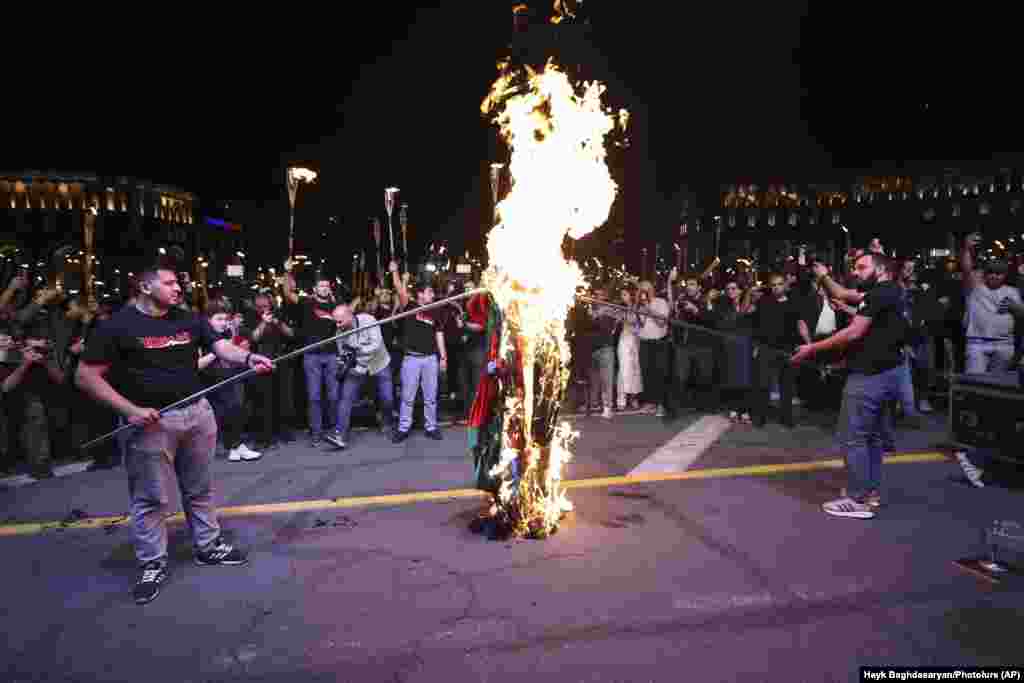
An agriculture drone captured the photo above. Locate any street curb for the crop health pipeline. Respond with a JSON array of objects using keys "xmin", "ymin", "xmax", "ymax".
[{"xmin": 0, "ymin": 408, "xmax": 658, "ymax": 489}]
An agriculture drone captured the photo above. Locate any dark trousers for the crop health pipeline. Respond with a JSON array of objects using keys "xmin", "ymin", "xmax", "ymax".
[
  {"xmin": 674, "ymin": 343, "xmax": 715, "ymax": 408},
  {"xmin": 639, "ymin": 338, "xmax": 670, "ymax": 408},
  {"xmin": 209, "ymin": 383, "xmax": 245, "ymax": 450},
  {"xmin": 460, "ymin": 343, "xmax": 486, "ymax": 415},
  {"xmin": 752, "ymin": 350, "xmax": 796, "ymax": 425},
  {"xmin": 250, "ymin": 371, "xmax": 285, "ymax": 445}
]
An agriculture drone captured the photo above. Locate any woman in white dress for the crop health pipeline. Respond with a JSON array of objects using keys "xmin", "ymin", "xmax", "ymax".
[{"xmin": 617, "ymin": 283, "xmax": 643, "ymax": 410}]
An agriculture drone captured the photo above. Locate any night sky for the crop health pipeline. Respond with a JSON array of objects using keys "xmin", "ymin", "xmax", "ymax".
[{"xmin": 9, "ymin": 2, "xmax": 1021, "ymax": 271}]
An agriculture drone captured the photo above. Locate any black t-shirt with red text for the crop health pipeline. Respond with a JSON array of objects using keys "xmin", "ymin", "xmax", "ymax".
[
  {"xmin": 80, "ymin": 305, "xmax": 220, "ymax": 409},
  {"xmin": 300, "ymin": 299, "xmax": 337, "ymax": 351}
]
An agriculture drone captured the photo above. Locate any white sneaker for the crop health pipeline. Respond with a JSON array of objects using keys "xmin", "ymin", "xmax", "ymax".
[
  {"xmin": 955, "ymin": 451, "xmax": 984, "ymax": 488},
  {"xmin": 655, "ymin": 405, "xmax": 667, "ymax": 418},
  {"xmin": 791, "ymin": 397, "xmax": 803, "ymax": 406},
  {"xmin": 229, "ymin": 445, "xmax": 262, "ymax": 462},
  {"xmin": 918, "ymin": 399, "xmax": 934, "ymax": 413},
  {"xmin": 822, "ymin": 496, "xmax": 875, "ymax": 519},
  {"xmin": 602, "ymin": 406, "xmax": 613, "ymax": 419},
  {"xmin": 769, "ymin": 392, "xmax": 781, "ymax": 402}
]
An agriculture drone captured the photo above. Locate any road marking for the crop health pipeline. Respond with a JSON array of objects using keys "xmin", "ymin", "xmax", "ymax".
[
  {"xmin": 0, "ymin": 452, "xmax": 948, "ymax": 538},
  {"xmin": 629, "ymin": 415, "xmax": 734, "ymax": 475},
  {"xmin": 0, "ymin": 410, "xmax": 652, "ymax": 489}
]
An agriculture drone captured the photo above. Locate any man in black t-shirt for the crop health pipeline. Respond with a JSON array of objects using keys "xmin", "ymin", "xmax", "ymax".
[
  {"xmin": 283, "ymin": 273, "xmax": 338, "ymax": 447},
  {"xmin": 249, "ymin": 293, "xmax": 295, "ymax": 449},
  {"xmin": 390, "ymin": 261, "xmax": 447, "ymax": 443},
  {"xmin": 76, "ymin": 265, "xmax": 273, "ymax": 605},
  {"xmin": 792, "ymin": 252, "xmax": 908, "ymax": 520},
  {"xmin": 751, "ymin": 273, "xmax": 803, "ymax": 428}
]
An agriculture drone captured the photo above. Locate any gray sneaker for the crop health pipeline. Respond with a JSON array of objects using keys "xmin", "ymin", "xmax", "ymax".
[{"xmin": 955, "ymin": 451, "xmax": 985, "ymax": 488}]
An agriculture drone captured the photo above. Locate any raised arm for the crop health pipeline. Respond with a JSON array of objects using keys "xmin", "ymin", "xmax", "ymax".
[
  {"xmin": 390, "ymin": 261, "xmax": 410, "ymax": 308},
  {"xmin": 960, "ymin": 232, "xmax": 983, "ymax": 291},
  {"xmin": 812, "ymin": 262, "xmax": 863, "ymax": 305}
]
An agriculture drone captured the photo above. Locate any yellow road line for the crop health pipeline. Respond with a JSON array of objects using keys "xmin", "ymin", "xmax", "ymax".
[{"xmin": 0, "ymin": 452, "xmax": 948, "ymax": 538}]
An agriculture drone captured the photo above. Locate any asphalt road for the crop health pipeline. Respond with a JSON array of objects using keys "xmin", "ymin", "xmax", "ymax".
[{"xmin": 2, "ymin": 404, "xmax": 1022, "ymax": 682}]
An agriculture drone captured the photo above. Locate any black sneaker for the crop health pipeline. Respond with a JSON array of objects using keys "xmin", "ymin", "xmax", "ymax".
[
  {"xmin": 310, "ymin": 435, "xmax": 322, "ymax": 448},
  {"xmin": 391, "ymin": 429, "xmax": 410, "ymax": 444},
  {"xmin": 323, "ymin": 432, "xmax": 347, "ymax": 450},
  {"xmin": 425, "ymin": 429, "xmax": 443, "ymax": 441},
  {"xmin": 133, "ymin": 559, "xmax": 168, "ymax": 605},
  {"xmin": 30, "ymin": 465, "xmax": 54, "ymax": 480},
  {"xmin": 194, "ymin": 537, "xmax": 249, "ymax": 567}
]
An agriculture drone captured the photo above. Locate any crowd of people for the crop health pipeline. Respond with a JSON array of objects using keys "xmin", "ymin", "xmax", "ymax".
[
  {"xmin": 0, "ymin": 232, "xmax": 1020, "ymax": 602},
  {"xmin": 570, "ymin": 233, "xmax": 1022, "ymax": 517}
]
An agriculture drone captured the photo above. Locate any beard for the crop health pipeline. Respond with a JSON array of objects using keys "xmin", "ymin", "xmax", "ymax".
[{"xmin": 855, "ymin": 273, "xmax": 879, "ymax": 292}]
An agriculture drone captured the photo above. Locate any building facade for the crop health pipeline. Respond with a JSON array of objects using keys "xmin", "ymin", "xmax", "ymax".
[{"xmin": 0, "ymin": 171, "xmax": 205, "ymax": 298}]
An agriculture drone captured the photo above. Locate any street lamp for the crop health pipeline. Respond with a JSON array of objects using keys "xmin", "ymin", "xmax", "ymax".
[{"xmin": 286, "ymin": 167, "xmax": 318, "ymax": 260}]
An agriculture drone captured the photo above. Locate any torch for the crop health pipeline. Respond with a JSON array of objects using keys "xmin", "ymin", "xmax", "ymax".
[
  {"xmin": 286, "ymin": 167, "xmax": 317, "ymax": 260},
  {"xmin": 490, "ymin": 163, "xmax": 505, "ymax": 225},
  {"xmin": 399, "ymin": 202, "xmax": 409, "ymax": 272},
  {"xmin": 371, "ymin": 217, "xmax": 382, "ymax": 285},
  {"xmin": 82, "ymin": 205, "xmax": 97, "ymax": 308},
  {"xmin": 384, "ymin": 187, "xmax": 399, "ymax": 260}
]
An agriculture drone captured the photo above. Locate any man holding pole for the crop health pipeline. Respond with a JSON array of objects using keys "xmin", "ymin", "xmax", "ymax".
[{"xmin": 75, "ymin": 264, "xmax": 274, "ymax": 605}]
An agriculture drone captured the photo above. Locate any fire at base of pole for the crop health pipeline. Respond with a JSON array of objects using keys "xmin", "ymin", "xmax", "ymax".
[{"xmin": 468, "ymin": 286, "xmax": 578, "ymax": 541}]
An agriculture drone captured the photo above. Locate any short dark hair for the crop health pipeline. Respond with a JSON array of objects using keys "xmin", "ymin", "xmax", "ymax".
[
  {"xmin": 983, "ymin": 259, "xmax": 1008, "ymax": 274},
  {"xmin": 138, "ymin": 264, "xmax": 175, "ymax": 289},
  {"xmin": 204, "ymin": 302, "xmax": 231, "ymax": 317}
]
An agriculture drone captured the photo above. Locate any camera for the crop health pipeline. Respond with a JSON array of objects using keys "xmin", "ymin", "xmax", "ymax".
[{"xmin": 336, "ymin": 346, "xmax": 358, "ymax": 382}]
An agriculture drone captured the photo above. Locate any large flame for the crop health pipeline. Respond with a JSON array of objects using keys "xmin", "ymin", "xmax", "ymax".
[{"xmin": 480, "ymin": 59, "xmax": 623, "ymax": 537}]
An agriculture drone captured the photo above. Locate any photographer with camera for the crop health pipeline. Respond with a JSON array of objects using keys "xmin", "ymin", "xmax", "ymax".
[
  {"xmin": 0, "ymin": 323, "xmax": 68, "ymax": 479},
  {"xmin": 322, "ymin": 302, "xmax": 394, "ymax": 451}
]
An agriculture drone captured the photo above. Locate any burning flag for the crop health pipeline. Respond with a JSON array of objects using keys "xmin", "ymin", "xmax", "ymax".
[{"xmin": 473, "ymin": 58, "xmax": 624, "ymax": 539}]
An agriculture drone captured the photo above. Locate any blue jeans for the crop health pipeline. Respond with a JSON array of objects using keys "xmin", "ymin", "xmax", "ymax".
[
  {"xmin": 840, "ymin": 365, "xmax": 906, "ymax": 500},
  {"xmin": 893, "ymin": 359, "xmax": 918, "ymax": 419},
  {"xmin": 303, "ymin": 352, "xmax": 339, "ymax": 436},
  {"xmin": 335, "ymin": 368, "xmax": 395, "ymax": 441},
  {"xmin": 398, "ymin": 354, "xmax": 439, "ymax": 433}
]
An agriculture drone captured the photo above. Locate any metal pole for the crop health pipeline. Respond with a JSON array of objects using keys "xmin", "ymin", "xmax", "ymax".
[
  {"xmin": 288, "ymin": 209, "xmax": 295, "ymax": 260},
  {"xmin": 79, "ymin": 288, "xmax": 488, "ymax": 452},
  {"xmin": 576, "ymin": 294, "xmax": 828, "ymax": 370}
]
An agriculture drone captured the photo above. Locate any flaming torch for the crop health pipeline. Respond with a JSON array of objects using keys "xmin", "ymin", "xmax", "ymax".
[
  {"xmin": 286, "ymin": 167, "xmax": 317, "ymax": 260},
  {"xmin": 478, "ymin": 58, "xmax": 624, "ymax": 538},
  {"xmin": 384, "ymin": 187, "xmax": 399, "ymax": 260}
]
